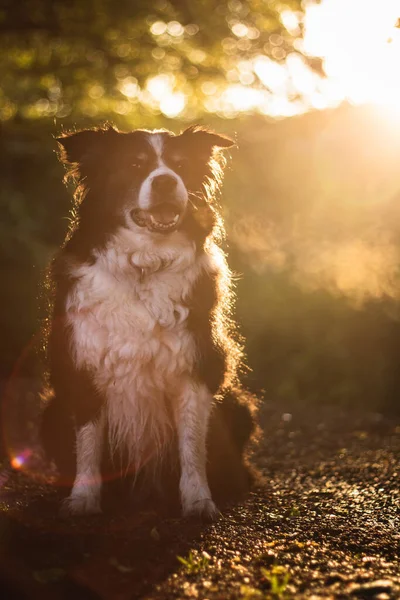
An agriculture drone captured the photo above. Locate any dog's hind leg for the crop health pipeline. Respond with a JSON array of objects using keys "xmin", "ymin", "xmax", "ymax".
[
  {"xmin": 61, "ymin": 409, "xmax": 105, "ymax": 516},
  {"xmin": 174, "ymin": 379, "xmax": 219, "ymax": 520}
]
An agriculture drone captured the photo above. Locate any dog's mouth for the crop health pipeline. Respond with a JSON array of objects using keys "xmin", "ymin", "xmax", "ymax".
[{"xmin": 131, "ymin": 203, "xmax": 182, "ymax": 234}]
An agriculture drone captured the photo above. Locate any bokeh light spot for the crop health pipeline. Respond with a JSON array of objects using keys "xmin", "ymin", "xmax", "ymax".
[
  {"xmin": 167, "ymin": 21, "xmax": 184, "ymax": 37},
  {"xmin": 150, "ymin": 21, "xmax": 167, "ymax": 36},
  {"xmin": 231, "ymin": 23, "xmax": 249, "ymax": 38}
]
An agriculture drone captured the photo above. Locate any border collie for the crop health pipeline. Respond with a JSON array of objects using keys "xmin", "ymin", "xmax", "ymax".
[{"xmin": 41, "ymin": 125, "xmax": 255, "ymax": 519}]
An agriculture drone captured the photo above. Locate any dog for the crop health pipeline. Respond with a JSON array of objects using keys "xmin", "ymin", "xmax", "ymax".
[{"xmin": 41, "ymin": 124, "xmax": 256, "ymax": 519}]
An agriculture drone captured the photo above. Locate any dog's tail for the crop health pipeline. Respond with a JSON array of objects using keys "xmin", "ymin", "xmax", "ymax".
[
  {"xmin": 40, "ymin": 387, "xmax": 76, "ymax": 482},
  {"xmin": 207, "ymin": 387, "xmax": 260, "ymax": 505},
  {"xmin": 217, "ymin": 387, "xmax": 259, "ymax": 452}
]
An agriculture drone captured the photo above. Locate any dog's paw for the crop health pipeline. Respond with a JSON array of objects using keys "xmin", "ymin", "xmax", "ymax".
[
  {"xmin": 183, "ymin": 498, "xmax": 220, "ymax": 521},
  {"xmin": 60, "ymin": 494, "xmax": 102, "ymax": 517}
]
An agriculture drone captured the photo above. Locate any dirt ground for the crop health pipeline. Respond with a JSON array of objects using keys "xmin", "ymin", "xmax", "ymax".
[{"xmin": 0, "ymin": 400, "xmax": 398, "ymax": 600}]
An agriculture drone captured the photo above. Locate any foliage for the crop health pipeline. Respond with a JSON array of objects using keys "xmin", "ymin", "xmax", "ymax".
[
  {"xmin": 0, "ymin": 0, "xmax": 310, "ymax": 123},
  {"xmin": 177, "ymin": 550, "xmax": 210, "ymax": 573},
  {"xmin": 262, "ymin": 566, "xmax": 290, "ymax": 597},
  {"xmin": 240, "ymin": 566, "xmax": 290, "ymax": 599},
  {"xmin": 0, "ymin": 121, "xmax": 69, "ymax": 376}
]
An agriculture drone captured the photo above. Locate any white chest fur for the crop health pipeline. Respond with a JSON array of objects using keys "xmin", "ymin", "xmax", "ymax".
[{"xmin": 64, "ymin": 228, "xmax": 213, "ymax": 464}]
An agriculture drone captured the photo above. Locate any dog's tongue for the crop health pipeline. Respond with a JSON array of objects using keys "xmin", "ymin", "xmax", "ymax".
[{"xmin": 150, "ymin": 204, "xmax": 179, "ymax": 224}]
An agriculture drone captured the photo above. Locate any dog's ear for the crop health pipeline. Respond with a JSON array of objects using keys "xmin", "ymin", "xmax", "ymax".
[
  {"xmin": 56, "ymin": 125, "xmax": 117, "ymax": 166},
  {"xmin": 180, "ymin": 126, "xmax": 235, "ymax": 150}
]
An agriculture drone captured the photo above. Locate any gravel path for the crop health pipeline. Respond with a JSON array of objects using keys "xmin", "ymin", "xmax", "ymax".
[{"xmin": 0, "ymin": 403, "xmax": 398, "ymax": 599}]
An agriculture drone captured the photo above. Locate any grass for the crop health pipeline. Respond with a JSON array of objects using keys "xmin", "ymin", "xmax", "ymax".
[
  {"xmin": 177, "ymin": 550, "xmax": 211, "ymax": 573},
  {"xmin": 289, "ymin": 504, "xmax": 301, "ymax": 517},
  {"xmin": 240, "ymin": 566, "xmax": 290, "ymax": 599},
  {"xmin": 263, "ymin": 566, "xmax": 290, "ymax": 597}
]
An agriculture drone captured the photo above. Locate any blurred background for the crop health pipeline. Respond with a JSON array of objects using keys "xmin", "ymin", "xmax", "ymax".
[{"xmin": 1, "ymin": 0, "xmax": 400, "ymax": 414}]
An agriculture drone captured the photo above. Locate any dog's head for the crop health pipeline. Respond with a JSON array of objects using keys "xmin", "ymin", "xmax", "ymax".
[{"xmin": 57, "ymin": 125, "xmax": 234, "ymax": 237}]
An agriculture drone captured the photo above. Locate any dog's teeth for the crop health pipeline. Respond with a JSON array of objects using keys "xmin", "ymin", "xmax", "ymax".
[{"xmin": 149, "ymin": 213, "xmax": 179, "ymax": 230}]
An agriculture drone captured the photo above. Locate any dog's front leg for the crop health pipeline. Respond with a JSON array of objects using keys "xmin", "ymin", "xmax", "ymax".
[
  {"xmin": 61, "ymin": 411, "xmax": 105, "ymax": 516},
  {"xmin": 175, "ymin": 380, "xmax": 219, "ymax": 520}
]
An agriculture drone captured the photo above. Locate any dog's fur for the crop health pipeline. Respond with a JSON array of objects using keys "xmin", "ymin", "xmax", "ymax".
[{"xmin": 41, "ymin": 125, "xmax": 256, "ymax": 518}]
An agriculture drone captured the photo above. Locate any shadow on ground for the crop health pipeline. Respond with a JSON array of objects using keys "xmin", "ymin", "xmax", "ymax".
[
  {"xmin": 0, "ymin": 476, "xmax": 214, "ymax": 599},
  {"xmin": 0, "ymin": 384, "xmax": 399, "ymax": 599}
]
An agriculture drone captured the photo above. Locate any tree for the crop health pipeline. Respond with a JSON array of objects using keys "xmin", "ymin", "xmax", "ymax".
[{"xmin": 0, "ymin": 0, "xmax": 312, "ymax": 123}]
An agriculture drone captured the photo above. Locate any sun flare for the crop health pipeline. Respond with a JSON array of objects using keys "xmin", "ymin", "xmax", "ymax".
[
  {"xmin": 224, "ymin": 0, "xmax": 400, "ymax": 118},
  {"xmin": 303, "ymin": 0, "xmax": 400, "ymax": 112}
]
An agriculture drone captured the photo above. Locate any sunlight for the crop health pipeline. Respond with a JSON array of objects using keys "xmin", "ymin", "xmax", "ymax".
[
  {"xmin": 239, "ymin": 0, "xmax": 400, "ymax": 118},
  {"xmin": 160, "ymin": 92, "xmax": 186, "ymax": 118},
  {"xmin": 141, "ymin": 2, "xmax": 400, "ymax": 119},
  {"xmin": 145, "ymin": 74, "xmax": 186, "ymax": 117},
  {"xmin": 303, "ymin": 0, "xmax": 400, "ymax": 110},
  {"xmin": 222, "ymin": 85, "xmax": 266, "ymax": 114},
  {"xmin": 253, "ymin": 56, "xmax": 287, "ymax": 92},
  {"xmin": 118, "ymin": 76, "xmax": 139, "ymax": 99},
  {"xmin": 146, "ymin": 74, "xmax": 172, "ymax": 102}
]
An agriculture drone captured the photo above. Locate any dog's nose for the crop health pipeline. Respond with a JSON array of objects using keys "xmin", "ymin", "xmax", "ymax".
[{"xmin": 152, "ymin": 174, "xmax": 177, "ymax": 195}]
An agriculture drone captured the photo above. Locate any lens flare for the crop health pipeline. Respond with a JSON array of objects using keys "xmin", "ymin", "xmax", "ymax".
[{"xmin": 10, "ymin": 448, "xmax": 32, "ymax": 470}]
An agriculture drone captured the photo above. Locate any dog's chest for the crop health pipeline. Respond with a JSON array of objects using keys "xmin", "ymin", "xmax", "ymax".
[{"xmin": 66, "ymin": 260, "xmax": 199, "ymax": 384}]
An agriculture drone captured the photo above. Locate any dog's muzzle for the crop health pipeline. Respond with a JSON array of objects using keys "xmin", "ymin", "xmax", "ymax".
[{"xmin": 131, "ymin": 174, "xmax": 187, "ymax": 234}]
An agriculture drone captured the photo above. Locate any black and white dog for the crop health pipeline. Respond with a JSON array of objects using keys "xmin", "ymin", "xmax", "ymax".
[{"xmin": 41, "ymin": 125, "xmax": 255, "ymax": 519}]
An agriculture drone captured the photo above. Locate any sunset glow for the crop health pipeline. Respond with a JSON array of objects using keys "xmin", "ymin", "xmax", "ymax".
[{"xmin": 303, "ymin": 0, "xmax": 400, "ymax": 111}]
